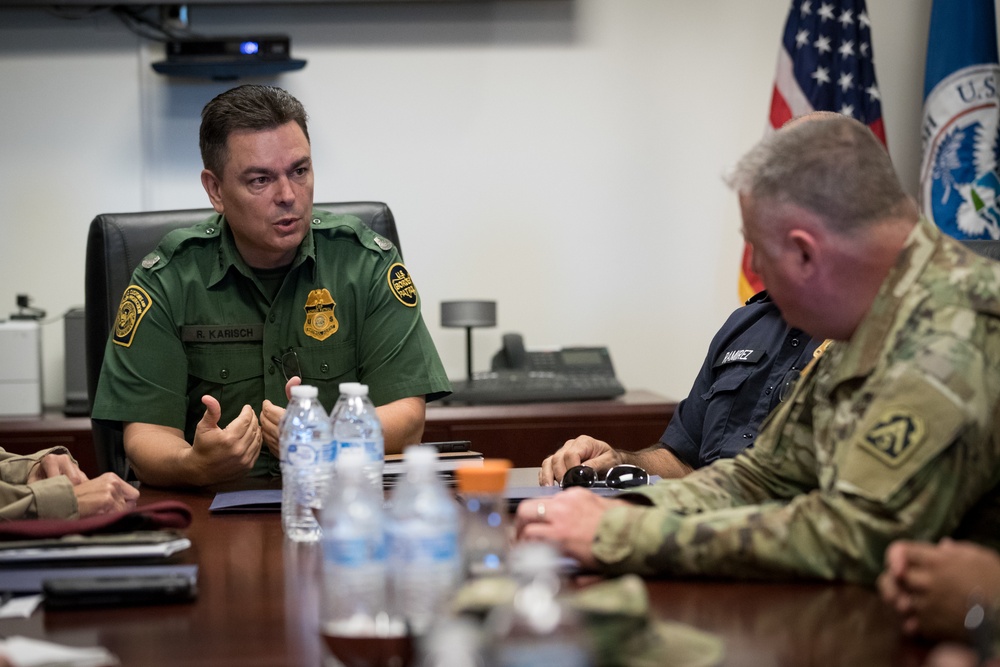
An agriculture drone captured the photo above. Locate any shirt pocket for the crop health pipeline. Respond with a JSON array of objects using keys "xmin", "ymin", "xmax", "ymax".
[
  {"xmin": 293, "ymin": 340, "xmax": 359, "ymax": 396},
  {"xmin": 185, "ymin": 344, "xmax": 263, "ymax": 430},
  {"xmin": 700, "ymin": 365, "xmax": 754, "ymax": 401}
]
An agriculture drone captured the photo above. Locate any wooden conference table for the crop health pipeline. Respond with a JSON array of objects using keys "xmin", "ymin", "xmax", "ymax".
[{"xmin": 0, "ymin": 473, "xmax": 932, "ymax": 667}]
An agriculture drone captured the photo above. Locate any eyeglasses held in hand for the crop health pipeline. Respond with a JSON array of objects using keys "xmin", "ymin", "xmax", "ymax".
[{"xmin": 560, "ymin": 464, "xmax": 649, "ymax": 490}]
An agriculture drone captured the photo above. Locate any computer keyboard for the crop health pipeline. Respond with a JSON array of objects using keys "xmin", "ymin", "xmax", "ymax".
[{"xmin": 444, "ymin": 370, "xmax": 626, "ymax": 405}]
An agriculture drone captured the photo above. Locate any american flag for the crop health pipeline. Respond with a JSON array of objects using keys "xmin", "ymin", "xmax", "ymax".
[{"xmin": 740, "ymin": 0, "xmax": 886, "ymax": 301}]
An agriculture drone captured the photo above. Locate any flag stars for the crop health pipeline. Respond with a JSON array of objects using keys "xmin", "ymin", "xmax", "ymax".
[
  {"xmin": 838, "ymin": 40, "xmax": 856, "ymax": 58},
  {"xmin": 860, "ymin": 42, "xmax": 870, "ymax": 57},
  {"xmin": 800, "ymin": 0, "xmax": 812, "ymax": 17},
  {"xmin": 840, "ymin": 104, "xmax": 856, "ymax": 117},
  {"xmin": 859, "ymin": 11, "xmax": 871, "ymax": 29},
  {"xmin": 866, "ymin": 83, "xmax": 881, "ymax": 100},
  {"xmin": 812, "ymin": 66, "xmax": 831, "ymax": 85},
  {"xmin": 838, "ymin": 71, "xmax": 854, "ymax": 91},
  {"xmin": 796, "ymin": 28, "xmax": 810, "ymax": 48},
  {"xmin": 818, "ymin": 2, "xmax": 835, "ymax": 21},
  {"xmin": 814, "ymin": 35, "xmax": 832, "ymax": 54},
  {"xmin": 838, "ymin": 9, "xmax": 854, "ymax": 27}
]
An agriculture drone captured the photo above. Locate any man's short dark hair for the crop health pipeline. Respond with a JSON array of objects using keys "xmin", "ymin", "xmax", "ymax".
[{"xmin": 199, "ymin": 85, "xmax": 310, "ymax": 176}]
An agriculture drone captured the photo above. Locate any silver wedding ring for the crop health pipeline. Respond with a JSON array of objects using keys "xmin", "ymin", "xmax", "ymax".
[{"xmin": 536, "ymin": 503, "xmax": 546, "ymax": 520}]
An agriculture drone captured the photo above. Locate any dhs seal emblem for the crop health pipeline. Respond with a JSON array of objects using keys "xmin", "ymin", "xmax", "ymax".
[
  {"xmin": 921, "ymin": 63, "xmax": 1000, "ymax": 239},
  {"xmin": 303, "ymin": 288, "xmax": 339, "ymax": 341}
]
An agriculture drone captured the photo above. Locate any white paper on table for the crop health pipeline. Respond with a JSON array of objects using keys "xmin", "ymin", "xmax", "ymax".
[{"xmin": 1, "ymin": 635, "xmax": 118, "ymax": 667}]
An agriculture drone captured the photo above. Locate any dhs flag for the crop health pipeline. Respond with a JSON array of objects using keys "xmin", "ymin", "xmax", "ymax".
[
  {"xmin": 740, "ymin": 0, "xmax": 885, "ymax": 302},
  {"xmin": 921, "ymin": 0, "xmax": 1000, "ymax": 240}
]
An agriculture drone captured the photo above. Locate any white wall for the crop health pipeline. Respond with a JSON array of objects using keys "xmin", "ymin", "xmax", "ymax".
[{"xmin": 0, "ymin": 0, "xmax": 937, "ymax": 411}]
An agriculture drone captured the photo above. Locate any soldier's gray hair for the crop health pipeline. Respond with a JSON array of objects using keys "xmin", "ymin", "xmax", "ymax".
[{"xmin": 726, "ymin": 114, "xmax": 909, "ymax": 234}]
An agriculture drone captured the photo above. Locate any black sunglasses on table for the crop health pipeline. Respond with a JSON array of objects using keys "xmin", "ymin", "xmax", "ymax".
[{"xmin": 560, "ymin": 464, "xmax": 649, "ymax": 490}]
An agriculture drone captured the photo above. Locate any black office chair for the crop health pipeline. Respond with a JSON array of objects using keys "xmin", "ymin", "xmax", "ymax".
[{"xmin": 84, "ymin": 202, "xmax": 402, "ymax": 478}]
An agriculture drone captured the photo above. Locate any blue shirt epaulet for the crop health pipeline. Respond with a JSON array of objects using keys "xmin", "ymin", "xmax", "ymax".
[{"xmin": 744, "ymin": 290, "xmax": 770, "ymax": 306}]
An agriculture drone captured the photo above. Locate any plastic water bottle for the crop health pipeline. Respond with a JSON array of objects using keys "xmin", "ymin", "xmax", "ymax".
[
  {"xmin": 330, "ymin": 383, "xmax": 384, "ymax": 490},
  {"xmin": 485, "ymin": 542, "xmax": 593, "ymax": 667},
  {"xmin": 454, "ymin": 459, "xmax": 512, "ymax": 579},
  {"xmin": 319, "ymin": 448, "xmax": 410, "ymax": 665},
  {"xmin": 279, "ymin": 384, "xmax": 335, "ymax": 542},
  {"xmin": 387, "ymin": 445, "xmax": 462, "ymax": 636}
]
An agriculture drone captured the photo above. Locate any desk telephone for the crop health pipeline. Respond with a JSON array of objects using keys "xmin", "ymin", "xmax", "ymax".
[{"xmin": 444, "ymin": 333, "xmax": 626, "ymax": 404}]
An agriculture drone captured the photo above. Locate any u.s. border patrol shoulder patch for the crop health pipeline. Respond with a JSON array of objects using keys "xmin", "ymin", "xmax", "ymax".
[
  {"xmin": 113, "ymin": 286, "xmax": 153, "ymax": 347},
  {"xmin": 387, "ymin": 263, "xmax": 418, "ymax": 307},
  {"xmin": 861, "ymin": 409, "xmax": 926, "ymax": 467}
]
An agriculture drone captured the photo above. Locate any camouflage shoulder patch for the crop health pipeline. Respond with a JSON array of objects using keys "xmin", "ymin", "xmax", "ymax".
[
  {"xmin": 837, "ymin": 366, "xmax": 967, "ymax": 503},
  {"xmin": 387, "ymin": 263, "xmax": 418, "ymax": 307},
  {"xmin": 113, "ymin": 286, "xmax": 153, "ymax": 347}
]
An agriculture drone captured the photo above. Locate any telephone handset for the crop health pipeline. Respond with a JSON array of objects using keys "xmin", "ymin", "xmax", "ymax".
[{"xmin": 492, "ymin": 333, "xmax": 528, "ymax": 370}]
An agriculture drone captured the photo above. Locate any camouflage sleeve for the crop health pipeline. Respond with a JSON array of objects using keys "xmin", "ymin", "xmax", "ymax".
[
  {"xmin": 0, "ymin": 447, "xmax": 74, "ymax": 485},
  {"xmin": 592, "ymin": 334, "xmax": 1000, "ymax": 584}
]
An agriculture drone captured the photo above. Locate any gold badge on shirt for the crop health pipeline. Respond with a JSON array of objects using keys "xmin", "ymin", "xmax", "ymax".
[
  {"xmin": 303, "ymin": 288, "xmax": 339, "ymax": 341},
  {"xmin": 113, "ymin": 286, "xmax": 153, "ymax": 348},
  {"xmin": 387, "ymin": 263, "xmax": 418, "ymax": 307}
]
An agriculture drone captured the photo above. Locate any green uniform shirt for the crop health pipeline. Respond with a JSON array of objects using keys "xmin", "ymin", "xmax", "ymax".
[
  {"xmin": 92, "ymin": 209, "xmax": 451, "ymax": 477},
  {"xmin": 592, "ymin": 218, "xmax": 1000, "ymax": 583}
]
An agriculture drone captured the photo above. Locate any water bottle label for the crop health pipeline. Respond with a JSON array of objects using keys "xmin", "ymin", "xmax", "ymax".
[
  {"xmin": 319, "ymin": 441, "xmax": 337, "ymax": 463},
  {"xmin": 363, "ymin": 440, "xmax": 383, "ymax": 463},
  {"xmin": 337, "ymin": 439, "xmax": 383, "ymax": 463},
  {"xmin": 286, "ymin": 443, "xmax": 318, "ymax": 467},
  {"xmin": 322, "ymin": 535, "xmax": 386, "ymax": 568},
  {"xmin": 389, "ymin": 529, "xmax": 459, "ymax": 563}
]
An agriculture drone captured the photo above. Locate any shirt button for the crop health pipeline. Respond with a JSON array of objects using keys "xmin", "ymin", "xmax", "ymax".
[
  {"xmin": 268, "ymin": 365, "xmax": 276, "ymax": 375},
  {"xmin": 269, "ymin": 313, "xmax": 276, "ymax": 323},
  {"xmin": 742, "ymin": 433, "xmax": 752, "ymax": 439},
  {"xmin": 790, "ymin": 338, "xmax": 800, "ymax": 347},
  {"xmin": 764, "ymin": 387, "xmax": 772, "ymax": 395},
  {"xmin": 220, "ymin": 369, "xmax": 229, "ymax": 379},
  {"xmin": 320, "ymin": 363, "xmax": 330, "ymax": 374}
]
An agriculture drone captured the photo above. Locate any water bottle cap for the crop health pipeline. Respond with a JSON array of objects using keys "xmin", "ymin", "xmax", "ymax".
[
  {"xmin": 402, "ymin": 444, "xmax": 437, "ymax": 468},
  {"xmin": 290, "ymin": 384, "xmax": 319, "ymax": 399},
  {"xmin": 455, "ymin": 459, "xmax": 511, "ymax": 493},
  {"xmin": 338, "ymin": 382, "xmax": 369, "ymax": 397}
]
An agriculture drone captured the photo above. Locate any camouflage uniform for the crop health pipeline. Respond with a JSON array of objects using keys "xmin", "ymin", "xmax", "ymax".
[{"xmin": 592, "ymin": 218, "xmax": 1000, "ymax": 583}]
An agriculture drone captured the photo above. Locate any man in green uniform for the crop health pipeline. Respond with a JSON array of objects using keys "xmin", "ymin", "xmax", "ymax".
[
  {"xmin": 92, "ymin": 85, "xmax": 450, "ymax": 487},
  {"xmin": 516, "ymin": 113, "xmax": 1000, "ymax": 583},
  {"xmin": 0, "ymin": 447, "xmax": 138, "ymax": 519}
]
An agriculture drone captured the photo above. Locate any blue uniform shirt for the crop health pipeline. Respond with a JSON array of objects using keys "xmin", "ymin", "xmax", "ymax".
[{"xmin": 660, "ymin": 292, "xmax": 820, "ymax": 468}]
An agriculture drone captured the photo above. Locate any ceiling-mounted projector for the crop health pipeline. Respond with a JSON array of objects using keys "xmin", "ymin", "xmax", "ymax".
[{"xmin": 152, "ymin": 35, "xmax": 307, "ymax": 81}]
